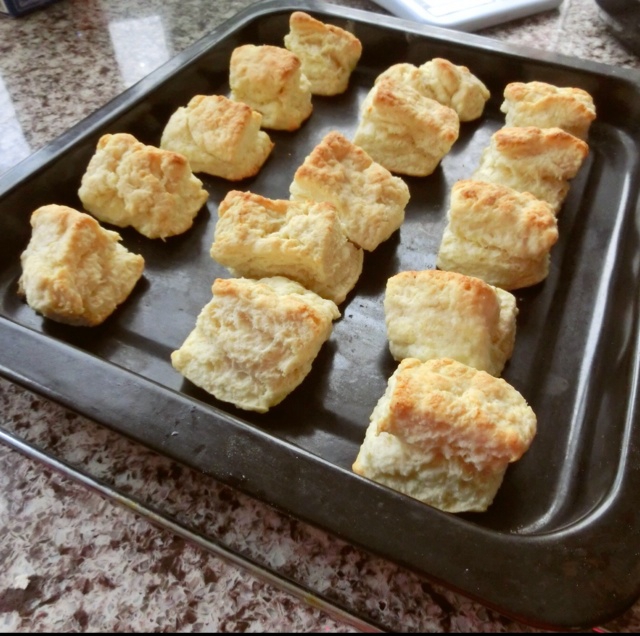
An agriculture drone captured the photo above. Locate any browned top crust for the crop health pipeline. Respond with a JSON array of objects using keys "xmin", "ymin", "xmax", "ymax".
[
  {"xmin": 501, "ymin": 80, "xmax": 596, "ymax": 140},
  {"xmin": 18, "ymin": 204, "xmax": 144, "ymax": 326},
  {"xmin": 378, "ymin": 357, "xmax": 537, "ymax": 471},
  {"xmin": 284, "ymin": 11, "xmax": 362, "ymax": 96},
  {"xmin": 229, "ymin": 44, "xmax": 313, "ymax": 131},
  {"xmin": 290, "ymin": 130, "xmax": 410, "ymax": 251}
]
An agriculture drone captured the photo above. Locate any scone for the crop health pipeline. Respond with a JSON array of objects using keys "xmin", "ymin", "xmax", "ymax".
[
  {"xmin": 78, "ymin": 133, "xmax": 208, "ymax": 240},
  {"xmin": 229, "ymin": 44, "xmax": 313, "ymax": 131},
  {"xmin": 501, "ymin": 81, "xmax": 596, "ymax": 140},
  {"xmin": 289, "ymin": 131, "xmax": 410, "ymax": 251},
  {"xmin": 353, "ymin": 75, "xmax": 460, "ymax": 176},
  {"xmin": 283, "ymin": 11, "xmax": 362, "ymax": 96},
  {"xmin": 210, "ymin": 190, "xmax": 363, "ymax": 305},
  {"xmin": 352, "ymin": 357, "xmax": 537, "ymax": 513},
  {"xmin": 18, "ymin": 204, "xmax": 144, "ymax": 327},
  {"xmin": 160, "ymin": 94, "xmax": 274, "ymax": 181},
  {"xmin": 436, "ymin": 179, "xmax": 559, "ymax": 290},
  {"xmin": 376, "ymin": 57, "xmax": 490, "ymax": 122},
  {"xmin": 171, "ymin": 276, "xmax": 340, "ymax": 413},
  {"xmin": 472, "ymin": 125, "xmax": 589, "ymax": 213},
  {"xmin": 384, "ymin": 269, "xmax": 517, "ymax": 377}
]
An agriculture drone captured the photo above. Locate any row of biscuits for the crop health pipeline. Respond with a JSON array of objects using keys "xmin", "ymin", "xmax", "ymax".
[
  {"xmin": 346, "ymin": 58, "xmax": 533, "ymax": 513},
  {"xmin": 346, "ymin": 55, "xmax": 526, "ymax": 513},
  {"xmin": 351, "ymin": 80, "xmax": 597, "ymax": 513},
  {"xmin": 173, "ymin": 14, "xmax": 413, "ymax": 412},
  {"xmin": 437, "ymin": 82, "xmax": 595, "ymax": 290}
]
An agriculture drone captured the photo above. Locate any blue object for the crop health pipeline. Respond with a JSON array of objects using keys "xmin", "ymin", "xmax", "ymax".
[{"xmin": 0, "ymin": 0, "xmax": 60, "ymax": 17}]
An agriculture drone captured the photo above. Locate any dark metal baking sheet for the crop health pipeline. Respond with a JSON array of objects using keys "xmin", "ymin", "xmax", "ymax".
[{"xmin": 2, "ymin": 0, "xmax": 640, "ymax": 629}]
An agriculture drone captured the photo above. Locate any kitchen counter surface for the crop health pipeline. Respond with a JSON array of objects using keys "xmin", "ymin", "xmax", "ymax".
[{"xmin": 1, "ymin": 0, "xmax": 640, "ymax": 632}]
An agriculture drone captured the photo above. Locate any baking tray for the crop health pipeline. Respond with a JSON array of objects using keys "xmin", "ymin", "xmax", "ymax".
[{"xmin": 1, "ymin": 0, "xmax": 640, "ymax": 629}]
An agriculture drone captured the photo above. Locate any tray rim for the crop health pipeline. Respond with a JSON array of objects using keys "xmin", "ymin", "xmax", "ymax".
[{"xmin": 2, "ymin": 0, "xmax": 640, "ymax": 629}]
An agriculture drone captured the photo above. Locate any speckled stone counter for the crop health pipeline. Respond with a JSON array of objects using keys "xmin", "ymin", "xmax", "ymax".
[{"xmin": 1, "ymin": 0, "xmax": 640, "ymax": 632}]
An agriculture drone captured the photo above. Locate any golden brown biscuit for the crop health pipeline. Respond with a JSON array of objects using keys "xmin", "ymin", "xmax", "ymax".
[
  {"xmin": 353, "ymin": 76, "xmax": 460, "ymax": 176},
  {"xmin": 436, "ymin": 179, "xmax": 559, "ymax": 290},
  {"xmin": 289, "ymin": 131, "xmax": 410, "ymax": 251},
  {"xmin": 18, "ymin": 204, "xmax": 145, "ymax": 326},
  {"xmin": 501, "ymin": 81, "xmax": 596, "ymax": 140},
  {"xmin": 171, "ymin": 276, "xmax": 340, "ymax": 413},
  {"xmin": 78, "ymin": 132, "xmax": 208, "ymax": 240},
  {"xmin": 472, "ymin": 126, "xmax": 589, "ymax": 213},
  {"xmin": 229, "ymin": 44, "xmax": 313, "ymax": 131},
  {"xmin": 160, "ymin": 94, "xmax": 274, "ymax": 181},
  {"xmin": 210, "ymin": 190, "xmax": 363, "ymax": 305},
  {"xmin": 376, "ymin": 57, "xmax": 490, "ymax": 121},
  {"xmin": 284, "ymin": 11, "xmax": 362, "ymax": 96},
  {"xmin": 352, "ymin": 357, "xmax": 537, "ymax": 513},
  {"xmin": 384, "ymin": 269, "xmax": 517, "ymax": 377}
]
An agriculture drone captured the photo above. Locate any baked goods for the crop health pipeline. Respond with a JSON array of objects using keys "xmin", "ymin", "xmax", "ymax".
[
  {"xmin": 384, "ymin": 269, "xmax": 517, "ymax": 377},
  {"xmin": 229, "ymin": 44, "xmax": 313, "ymax": 131},
  {"xmin": 78, "ymin": 133, "xmax": 208, "ymax": 240},
  {"xmin": 289, "ymin": 131, "xmax": 410, "ymax": 251},
  {"xmin": 353, "ymin": 75, "xmax": 460, "ymax": 176},
  {"xmin": 18, "ymin": 204, "xmax": 145, "ymax": 327},
  {"xmin": 376, "ymin": 57, "xmax": 490, "ymax": 121},
  {"xmin": 436, "ymin": 179, "xmax": 559, "ymax": 290},
  {"xmin": 210, "ymin": 190, "xmax": 363, "ymax": 305},
  {"xmin": 352, "ymin": 357, "xmax": 537, "ymax": 513},
  {"xmin": 160, "ymin": 94, "xmax": 274, "ymax": 180},
  {"xmin": 472, "ymin": 125, "xmax": 589, "ymax": 213},
  {"xmin": 171, "ymin": 276, "xmax": 340, "ymax": 413},
  {"xmin": 284, "ymin": 11, "xmax": 362, "ymax": 96},
  {"xmin": 501, "ymin": 81, "xmax": 596, "ymax": 140}
]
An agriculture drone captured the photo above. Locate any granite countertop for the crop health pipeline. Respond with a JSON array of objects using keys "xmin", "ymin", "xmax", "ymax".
[{"xmin": 1, "ymin": 0, "xmax": 640, "ymax": 632}]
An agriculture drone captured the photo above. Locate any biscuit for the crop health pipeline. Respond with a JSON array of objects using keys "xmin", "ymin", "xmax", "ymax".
[
  {"xmin": 160, "ymin": 94, "xmax": 274, "ymax": 181},
  {"xmin": 352, "ymin": 357, "xmax": 537, "ymax": 513},
  {"xmin": 289, "ymin": 131, "xmax": 410, "ymax": 251},
  {"xmin": 472, "ymin": 126, "xmax": 589, "ymax": 213},
  {"xmin": 353, "ymin": 76, "xmax": 460, "ymax": 176},
  {"xmin": 78, "ymin": 133, "xmax": 208, "ymax": 240},
  {"xmin": 229, "ymin": 44, "xmax": 313, "ymax": 131},
  {"xmin": 384, "ymin": 269, "xmax": 517, "ymax": 377},
  {"xmin": 284, "ymin": 11, "xmax": 362, "ymax": 96},
  {"xmin": 376, "ymin": 57, "xmax": 490, "ymax": 121},
  {"xmin": 210, "ymin": 190, "xmax": 363, "ymax": 305},
  {"xmin": 171, "ymin": 276, "xmax": 340, "ymax": 413},
  {"xmin": 501, "ymin": 81, "xmax": 596, "ymax": 140},
  {"xmin": 436, "ymin": 179, "xmax": 559, "ymax": 290},
  {"xmin": 18, "ymin": 204, "xmax": 145, "ymax": 327}
]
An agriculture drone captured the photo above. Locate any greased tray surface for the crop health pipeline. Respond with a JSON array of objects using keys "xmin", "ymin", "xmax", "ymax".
[{"xmin": 2, "ymin": 1, "xmax": 640, "ymax": 629}]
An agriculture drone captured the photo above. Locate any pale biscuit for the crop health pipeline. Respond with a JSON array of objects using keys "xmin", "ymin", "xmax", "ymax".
[
  {"xmin": 289, "ymin": 131, "xmax": 410, "ymax": 251},
  {"xmin": 384, "ymin": 269, "xmax": 517, "ymax": 377},
  {"xmin": 160, "ymin": 94, "xmax": 274, "ymax": 180},
  {"xmin": 284, "ymin": 11, "xmax": 362, "ymax": 96},
  {"xmin": 501, "ymin": 81, "xmax": 596, "ymax": 140},
  {"xmin": 77, "ymin": 133, "xmax": 208, "ymax": 240},
  {"xmin": 376, "ymin": 57, "xmax": 490, "ymax": 121},
  {"xmin": 229, "ymin": 44, "xmax": 313, "ymax": 131},
  {"xmin": 436, "ymin": 179, "xmax": 559, "ymax": 290},
  {"xmin": 352, "ymin": 357, "xmax": 537, "ymax": 513},
  {"xmin": 171, "ymin": 276, "xmax": 340, "ymax": 413},
  {"xmin": 353, "ymin": 76, "xmax": 460, "ymax": 176},
  {"xmin": 472, "ymin": 126, "xmax": 589, "ymax": 213},
  {"xmin": 18, "ymin": 204, "xmax": 144, "ymax": 327},
  {"xmin": 210, "ymin": 190, "xmax": 363, "ymax": 305}
]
